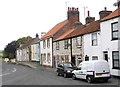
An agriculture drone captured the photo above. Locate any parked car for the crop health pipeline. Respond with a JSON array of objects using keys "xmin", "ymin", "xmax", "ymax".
[
  {"xmin": 72, "ymin": 60, "xmax": 111, "ymax": 83},
  {"xmin": 56, "ymin": 62, "xmax": 77, "ymax": 78}
]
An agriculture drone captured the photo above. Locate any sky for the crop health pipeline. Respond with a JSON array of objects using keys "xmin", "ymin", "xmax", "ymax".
[{"xmin": 0, "ymin": 0, "xmax": 117, "ymax": 50}]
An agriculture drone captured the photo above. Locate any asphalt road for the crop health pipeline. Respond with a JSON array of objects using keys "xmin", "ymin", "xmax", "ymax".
[{"xmin": 1, "ymin": 62, "xmax": 120, "ymax": 85}]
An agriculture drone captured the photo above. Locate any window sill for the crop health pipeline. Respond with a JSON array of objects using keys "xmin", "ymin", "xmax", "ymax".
[
  {"xmin": 111, "ymin": 38, "xmax": 118, "ymax": 41},
  {"xmin": 112, "ymin": 68, "xmax": 120, "ymax": 70}
]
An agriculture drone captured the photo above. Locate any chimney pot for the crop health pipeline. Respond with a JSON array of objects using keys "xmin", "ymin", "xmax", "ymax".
[
  {"xmin": 88, "ymin": 11, "xmax": 90, "ymax": 17},
  {"xmin": 68, "ymin": 7, "xmax": 70, "ymax": 11},
  {"xmin": 104, "ymin": 7, "xmax": 107, "ymax": 11},
  {"xmin": 77, "ymin": 8, "xmax": 78, "ymax": 11}
]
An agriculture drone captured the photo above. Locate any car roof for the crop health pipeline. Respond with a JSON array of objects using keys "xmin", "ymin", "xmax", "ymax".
[{"xmin": 59, "ymin": 62, "xmax": 72, "ymax": 64}]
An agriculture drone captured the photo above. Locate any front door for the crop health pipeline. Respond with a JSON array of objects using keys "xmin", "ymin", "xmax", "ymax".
[
  {"xmin": 103, "ymin": 51, "xmax": 108, "ymax": 62},
  {"xmin": 71, "ymin": 56, "xmax": 76, "ymax": 65}
]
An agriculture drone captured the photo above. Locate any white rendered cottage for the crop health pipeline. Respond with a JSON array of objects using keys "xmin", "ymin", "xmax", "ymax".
[{"xmin": 100, "ymin": 8, "xmax": 120, "ymax": 76}]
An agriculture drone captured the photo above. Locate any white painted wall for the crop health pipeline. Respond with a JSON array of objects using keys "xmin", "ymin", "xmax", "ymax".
[
  {"xmin": 83, "ymin": 31, "xmax": 102, "ymax": 61},
  {"xmin": 40, "ymin": 38, "xmax": 53, "ymax": 67},
  {"xmin": 101, "ymin": 17, "xmax": 119, "ymax": 76}
]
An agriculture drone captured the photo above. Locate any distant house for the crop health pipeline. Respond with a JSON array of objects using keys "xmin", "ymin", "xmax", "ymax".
[
  {"xmin": 40, "ymin": 7, "xmax": 82, "ymax": 67},
  {"xmin": 16, "ymin": 38, "xmax": 32, "ymax": 62},
  {"xmin": 100, "ymin": 8, "xmax": 120, "ymax": 76},
  {"xmin": 31, "ymin": 34, "xmax": 40, "ymax": 62},
  {"xmin": 16, "ymin": 34, "xmax": 40, "ymax": 62}
]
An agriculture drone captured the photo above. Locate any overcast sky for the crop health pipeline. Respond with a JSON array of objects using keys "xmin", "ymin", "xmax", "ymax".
[{"xmin": 0, "ymin": 0, "xmax": 117, "ymax": 50}]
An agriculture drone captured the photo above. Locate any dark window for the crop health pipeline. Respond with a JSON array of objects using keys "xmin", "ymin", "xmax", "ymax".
[
  {"xmin": 43, "ymin": 40, "xmax": 46, "ymax": 49},
  {"xmin": 64, "ymin": 40, "xmax": 69, "ymax": 49},
  {"xmin": 56, "ymin": 41, "xmax": 59, "ymax": 50},
  {"xmin": 85, "ymin": 55, "xmax": 89, "ymax": 61},
  {"xmin": 111, "ymin": 22, "xmax": 118, "ymax": 40},
  {"xmin": 92, "ymin": 33, "xmax": 97, "ymax": 46},
  {"xmin": 112, "ymin": 51, "xmax": 119, "ymax": 69},
  {"xmin": 76, "ymin": 36, "xmax": 82, "ymax": 48},
  {"xmin": 47, "ymin": 38, "xmax": 50, "ymax": 48}
]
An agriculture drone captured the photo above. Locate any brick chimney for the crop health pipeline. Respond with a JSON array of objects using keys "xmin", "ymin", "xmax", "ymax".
[
  {"xmin": 36, "ymin": 33, "xmax": 39, "ymax": 38},
  {"xmin": 85, "ymin": 11, "xmax": 95, "ymax": 24},
  {"xmin": 67, "ymin": 7, "xmax": 79, "ymax": 22},
  {"xmin": 99, "ymin": 7, "xmax": 112, "ymax": 19}
]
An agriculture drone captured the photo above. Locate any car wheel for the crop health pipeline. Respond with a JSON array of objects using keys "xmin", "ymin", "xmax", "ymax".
[
  {"xmin": 104, "ymin": 79, "xmax": 109, "ymax": 82},
  {"xmin": 72, "ymin": 74, "xmax": 76, "ymax": 80},
  {"xmin": 57, "ymin": 72, "xmax": 60, "ymax": 76},
  {"xmin": 86, "ymin": 76, "xmax": 93, "ymax": 83},
  {"xmin": 64, "ymin": 73, "xmax": 67, "ymax": 78}
]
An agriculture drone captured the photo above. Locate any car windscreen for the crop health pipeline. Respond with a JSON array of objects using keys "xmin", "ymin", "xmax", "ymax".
[{"xmin": 64, "ymin": 63, "xmax": 75, "ymax": 68}]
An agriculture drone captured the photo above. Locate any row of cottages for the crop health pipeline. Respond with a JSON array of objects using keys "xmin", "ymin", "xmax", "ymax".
[
  {"xmin": 40, "ymin": 7, "xmax": 83, "ymax": 67},
  {"xmin": 41, "ymin": 7, "xmax": 120, "ymax": 76},
  {"xmin": 16, "ymin": 34, "xmax": 40, "ymax": 62}
]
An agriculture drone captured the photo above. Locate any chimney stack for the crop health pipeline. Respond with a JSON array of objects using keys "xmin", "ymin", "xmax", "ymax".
[
  {"xmin": 99, "ymin": 7, "xmax": 112, "ymax": 19},
  {"xmin": 67, "ymin": 7, "xmax": 79, "ymax": 22},
  {"xmin": 36, "ymin": 33, "xmax": 39, "ymax": 38},
  {"xmin": 85, "ymin": 11, "xmax": 95, "ymax": 24}
]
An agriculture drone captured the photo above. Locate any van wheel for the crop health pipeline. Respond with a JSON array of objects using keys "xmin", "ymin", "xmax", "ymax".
[
  {"xmin": 72, "ymin": 74, "xmax": 76, "ymax": 80},
  {"xmin": 64, "ymin": 73, "xmax": 67, "ymax": 78},
  {"xmin": 86, "ymin": 76, "xmax": 93, "ymax": 83}
]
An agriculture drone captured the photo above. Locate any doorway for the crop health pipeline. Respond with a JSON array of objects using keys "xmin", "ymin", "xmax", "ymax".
[
  {"xmin": 103, "ymin": 51, "xmax": 108, "ymax": 62},
  {"xmin": 71, "ymin": 56, "xmax": 76, "ymax": 65}
]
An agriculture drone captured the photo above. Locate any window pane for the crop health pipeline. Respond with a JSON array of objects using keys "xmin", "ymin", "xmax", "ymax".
[
  {"xmin": 93, "ymin": 40, "xmax": 97, "ymax": 46},
  {"xmin": 114, "ymin": 61, "xmax": 119, "ymax": 67},
  {"xmin": 76, "ymin": 37, "xmax": 81, "ymax": 46},
  {"xmin": 113, "ymin": 32, "xmax": 118, "ymax": 38},
  {"xmin": 92, "ymin": 33, "xmax": 97, "ymax": 39},
  {"xmin": 112, "ymin": 23, "xmax": 118, "ymax": 31},
  {"xmin": 113, "ymin": 51, "xmax": 119, "ymax": 69},
  {"xmin": 113, "ymin": 52, "xmax": 119, "ymax": 59}
]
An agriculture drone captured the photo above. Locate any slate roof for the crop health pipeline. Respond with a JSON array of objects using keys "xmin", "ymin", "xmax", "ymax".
[{"xmin": 18, "ymin": 37, "xmax": 40, "ymax": 50}]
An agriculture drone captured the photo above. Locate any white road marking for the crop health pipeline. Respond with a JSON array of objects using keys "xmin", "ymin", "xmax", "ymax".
[{"xmin": 0, "ymin": 68, "xmax": 16, "ymax": 77}]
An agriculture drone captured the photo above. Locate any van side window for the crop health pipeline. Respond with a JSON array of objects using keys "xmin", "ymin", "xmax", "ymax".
[
  {"xmin": 92, "ymin": 56, "xmax": 98, "ymax": 60},
  {"xmin": 85, "ymin": 55, "xmax": 89, "ymax": 61}
]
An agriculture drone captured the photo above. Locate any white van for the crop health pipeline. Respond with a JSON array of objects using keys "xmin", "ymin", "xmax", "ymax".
[{"xmin": 72, "ymin": 60, "xmax": 111, "ymax": 83}]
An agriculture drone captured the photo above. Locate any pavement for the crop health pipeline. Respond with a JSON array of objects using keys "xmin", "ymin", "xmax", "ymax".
[
  {"xmin": 14, "ymin": 61, "xmax": 56, "ymax": 72},
  {"xmin": 16, "ymin": 61, "xmax": 38, "ymax": 69}
]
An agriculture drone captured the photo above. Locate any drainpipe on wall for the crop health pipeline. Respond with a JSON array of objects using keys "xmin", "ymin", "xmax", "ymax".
[{"xmin": 70, "ymin": 38, "xmax": 72, "ymax": 63}]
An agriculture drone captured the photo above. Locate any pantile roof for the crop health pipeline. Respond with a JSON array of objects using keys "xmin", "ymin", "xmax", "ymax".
[
  {"xmin": 101, "ymin": 8, "xmax": 120, "ymax": 21},
  {"xmin": 63, "ymin": 20, "xmax": 100, "ymax": 40},
  {"xmin": 41, "ymin": 20, "xmax": 68, "ymax": 39}
]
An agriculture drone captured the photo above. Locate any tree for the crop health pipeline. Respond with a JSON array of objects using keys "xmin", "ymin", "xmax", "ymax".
[
  {"xmin": 3, "ymin": 36, "xmax": 32, "ymax": 59},
  {"xmin": 3, "ymin": 41, "xmax": 17, "ymax": 59},
  {"xmin": 16, "ymin": 36, "xmax": 32, "ymax": 48}
]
